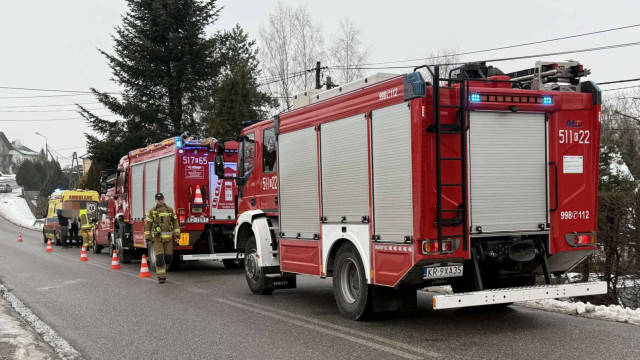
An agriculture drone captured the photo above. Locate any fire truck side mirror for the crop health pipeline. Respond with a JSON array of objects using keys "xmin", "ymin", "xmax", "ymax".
[{"xmin": 214, "ymin": 155, "xmax": 225, "ymax": 179}]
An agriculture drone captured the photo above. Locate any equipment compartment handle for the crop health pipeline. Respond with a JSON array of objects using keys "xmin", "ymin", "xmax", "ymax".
[{"xmin": 549, "ymin": 161, "xmax": 558, "ymax": 212}]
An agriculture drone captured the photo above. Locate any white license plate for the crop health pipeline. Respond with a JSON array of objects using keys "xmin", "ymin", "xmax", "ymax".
[
  {"xmin": 423, "ymin": 265, "xmax": 463, "ymax": 279},
  {"xmin": 185, "ymin": 217, "xmax": 208, "ymax": 223}
]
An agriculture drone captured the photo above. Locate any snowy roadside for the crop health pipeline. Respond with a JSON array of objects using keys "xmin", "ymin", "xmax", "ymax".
[
  {"xmin": 0, "ymin": 187, "xmax": 43, "ymax": 231},
  {"xmin": 424, "ymin": 285, "xmax": 640, "ymax": 326},
  {"xmin": 0, "ymin": 284, "xmax": 66, "ymax": 359}
]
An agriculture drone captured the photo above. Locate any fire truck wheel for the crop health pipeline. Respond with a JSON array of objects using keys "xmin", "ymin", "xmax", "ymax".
[
  {"xmin": 92, "ymin": 240, "xmax": 102, "ymax": 254},
  {"xmin": 43, "ymin": 231, "xmax": 47, "ymax": 244},
  {"xmin": 116, "ymin": 228, "xmax": 132, "ymax": 263},
  {"xmin": 244, "ymin": 236, "xmax": 273, "ymax": 295},
  {"xmin": 333, "ymin": 244, "xmax": 372, "ymax": 320},
  {"xmin": 54, "ymin": 231, "xmax": 61, "ymax": 246}
]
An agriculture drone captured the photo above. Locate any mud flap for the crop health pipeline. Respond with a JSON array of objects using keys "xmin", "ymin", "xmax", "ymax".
[
  {"xmin": 372, "ymin": 286, "xmax": 417, "ymax": 313},
  {"xmin": 265, "ymin": 274, "xmax": 297, "ymax": 290}
]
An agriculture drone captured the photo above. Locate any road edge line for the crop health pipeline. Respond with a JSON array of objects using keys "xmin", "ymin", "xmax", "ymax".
[{"xmin": 0, "ymin": 283, "xmax": 82, "ymax": 360}]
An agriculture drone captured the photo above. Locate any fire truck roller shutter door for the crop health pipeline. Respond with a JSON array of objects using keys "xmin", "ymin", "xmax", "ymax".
[
  {"xmin": 320, "ymin": 114, "xmax": 371, "ymax": 281},
  {"xmin": 371, "ymin": 103, "xmax": 413, "ymax": 242},
  {"xmin": 279, "ymin": 126, "xmax": 319, "ymax": 239},
  {"xmin": 320, "ymin": 114, "xmax": 369, "ymax": 223},
  {"xmin": 144, "ymin": 159, "xmax": 159, "ymax": 215},
  {"xmin": 468, "ymin": 112, "xmax": 547, "ymax": 233},
  {"xmin": 159, "ymin": 155, "xmax": 176, "ymax": 209},
  {"xmin": 131, "ymin": 163, "xmax": 145, "ymax": 219}
]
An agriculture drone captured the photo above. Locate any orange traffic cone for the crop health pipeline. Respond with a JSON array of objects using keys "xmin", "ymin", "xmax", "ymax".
[
  {"xmin": 79, "ymin": 245, "xmax": 88, "ymax": 262},
  {"xmin": 17, "ymin": 232, "xmax": 22, "ymax": 242},
  {"xmin": 139, "ymin": 254, "xmax": 152, "ymax": 278},
  {"xmin": 110, "ymin": 250, "xmax": 121, "ymax": 270},
  {"xmin": 46, "ymin": 239, "xmax": 53, "ymax": 252},
  {"xmin": 193, "ymin": 185, "xmax": 204, "ymax": 205}
]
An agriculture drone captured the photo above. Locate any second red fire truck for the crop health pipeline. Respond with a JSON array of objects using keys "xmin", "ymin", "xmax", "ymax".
[
  {"xmin": 95, "ymin": 136, "xmax": 241, "ymax": 269},
  {"xmin": 215, "ymin": 60, "xmax": 607, "ymax": 320}
]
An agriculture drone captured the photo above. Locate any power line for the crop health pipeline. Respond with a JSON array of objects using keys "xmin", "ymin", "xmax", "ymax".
[
  {"xmin": 598, "ymin": 78, "xmax": 640, "ymax": 85},
  {"xmin": 52, "ymin": 145, "xmax": 86, "ymax": 151},
  {"xmin": 0, "ymin": 108, "xmax": 109, "ymax": 113},
  {"xmin": 331, "ymin": 41, "xmax": 640, "ymax": 70},
  {"xmin": 0, "ymin": 93, "xmax": 111, "ymax": 99},
  {"xmin": 602, "ymin": 85, "xmax": 640, "ymax": 92},
  {"xmin": 0, "ymin": 102, "xmax": 102, "ymax": 109},
  {"xmin": 0, "ymin": 85, "xmax": 120, "ymax": 95},
  {"xmin": 331, "ymin": 23, "xmax": 640, "ymax": 68},
  {"xmin": 0, "ymin": 114, "xmax": 119, "ymax": 122}
]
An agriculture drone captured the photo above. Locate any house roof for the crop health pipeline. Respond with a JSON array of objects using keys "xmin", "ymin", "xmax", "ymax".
[{"xmin": 0, "ymin": 133, "xmax": 14, "ymax": 150}]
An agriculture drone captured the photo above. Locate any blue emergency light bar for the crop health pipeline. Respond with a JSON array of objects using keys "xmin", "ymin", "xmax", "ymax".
[
  {"xmin": 542, "ymin": 96, "xmax": 553, "ymax": 105},
  {"xmin": 469, "ymin": 93, "xmax": 481, "ymax": 102}
]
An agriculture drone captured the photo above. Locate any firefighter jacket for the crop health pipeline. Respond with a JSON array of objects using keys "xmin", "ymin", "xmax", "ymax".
[{"xmin": 144, "ymin": 204, "xmax": 180, "ymax": 242}]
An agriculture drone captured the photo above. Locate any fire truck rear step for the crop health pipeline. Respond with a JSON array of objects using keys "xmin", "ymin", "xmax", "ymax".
[
  {"xmin": 180, "ymin": 252, "xmax": 244, "ymax": 261},
  {"xmin": 431, "ymin": 281, "xmax": 607, "ymax": 310}
]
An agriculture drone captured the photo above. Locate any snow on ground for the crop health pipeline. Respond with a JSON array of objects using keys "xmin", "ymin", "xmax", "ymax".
[
  {"xmin": 425, "ymin": 285, "xmax": 640, "ymax": 326},
  {"xmin": 0, "ymin": 188, "xmax": 42, "ymax": 231}
]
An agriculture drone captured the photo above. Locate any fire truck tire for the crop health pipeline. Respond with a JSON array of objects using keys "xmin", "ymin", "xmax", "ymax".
[
  {"xmin": 92, "ymin": 240, "xmax": 102, "ymax": 254},
  {"xmin": 43, "ymin": 231, "xmax": 47, "ymax": 244},
  {"xmin": 244, "ymin": 236, "xmax": 273, "ymax": 295},
  {"xmin": 116, "ymin": 227, "xmax": 132, "ymax": 263},
  {"xmin": 333, "ymin": 244, "xmax": 372, "ymax": 321}
]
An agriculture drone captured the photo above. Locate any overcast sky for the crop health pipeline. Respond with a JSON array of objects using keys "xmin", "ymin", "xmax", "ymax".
[{"xmin": 1, "ymin": 0, "xmax": 639, "ymax": 167}]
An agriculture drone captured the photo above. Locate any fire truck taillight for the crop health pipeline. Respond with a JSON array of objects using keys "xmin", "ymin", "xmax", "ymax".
[
  {"xmin": 177, "ymin": 208, "xmax": 185, "ymax": 223},
  {"xmin": 422, "ymin": 239, "xmax": 459, "ymax": 254},
  {"xmin": 565, "ymin": 233, "xmax": 597, "ymax": 247}
]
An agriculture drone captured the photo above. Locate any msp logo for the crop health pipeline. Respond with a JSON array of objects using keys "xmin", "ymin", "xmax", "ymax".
[{"xmin": 566, "ymin": 119, "xmax": 583, "ymax": 128}]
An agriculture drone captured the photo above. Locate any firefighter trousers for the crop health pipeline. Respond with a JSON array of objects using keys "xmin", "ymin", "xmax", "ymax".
[{"xmin": 152, "ymin": 239, "xmax": 173, "ymax": 279}]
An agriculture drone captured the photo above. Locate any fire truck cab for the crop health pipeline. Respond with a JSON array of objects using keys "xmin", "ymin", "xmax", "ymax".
[
  {"xmin": 103, "ymin": 136, "xmax": 241, "ymax": 269},
  {"xmin": 217, "ymin": 60, "xmax": 607, "ymax": 320}
]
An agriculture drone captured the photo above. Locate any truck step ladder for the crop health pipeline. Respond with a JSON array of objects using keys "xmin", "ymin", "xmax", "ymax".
[{"xmin": 426, "ymin": 65, "xmax": 469, "ymax": 252}]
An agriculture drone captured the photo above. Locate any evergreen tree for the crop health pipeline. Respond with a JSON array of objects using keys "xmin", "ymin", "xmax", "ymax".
[
  {"xmin": 205, "ymin": 24, "xmax": 277, "ymax": 137},
  {"xmin": 80, "ymin": 0, "xmax": 225, "ymax": 167}
]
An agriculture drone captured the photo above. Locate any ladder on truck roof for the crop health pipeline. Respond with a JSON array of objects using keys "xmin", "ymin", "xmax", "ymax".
[{"xmin": 424, "ymin": 64, "xmax": 470, "ymax": 265}]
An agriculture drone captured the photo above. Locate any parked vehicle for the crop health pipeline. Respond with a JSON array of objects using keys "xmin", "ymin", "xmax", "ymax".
[
  {"xmin": 216, "ymin": 60, "xmax": 607, "ymax": 320},
  {"xmin": 43, "ymin": 189, "xmax": 99, "ymax": 247},
  {"xmin": 0, "ymin": 184, "xmax": 11, "ymax": 193},
  {"xmin": 98, "ymin": 136, "xmax": 240, "ymax": 269}
]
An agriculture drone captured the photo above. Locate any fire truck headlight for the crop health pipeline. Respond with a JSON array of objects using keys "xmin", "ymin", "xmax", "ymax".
[{"xmin": 542, "ymin": 96, "xmax": 553, "ymax": 105}]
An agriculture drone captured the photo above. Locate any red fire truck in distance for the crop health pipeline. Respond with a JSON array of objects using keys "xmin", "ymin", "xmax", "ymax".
[
  {"xmin": 100, "ymin": 136, "xmax": 241, "ymax": 269},
  {"xmin": 214, "ymin": 60, "xmax": 607, "ymax": 320}
]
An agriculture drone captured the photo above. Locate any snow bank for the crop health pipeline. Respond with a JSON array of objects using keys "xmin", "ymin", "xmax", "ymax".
[
  {"xmin": 521, "ymin": 299, "xmax": 640, "ymax": 325},
  {"xmin": 424, "ymin": 285, "xmax": 640, "ymax": 326},
  {"xmin": 0, "ymin": 188, "xmax": 42, "ymax": 231}
]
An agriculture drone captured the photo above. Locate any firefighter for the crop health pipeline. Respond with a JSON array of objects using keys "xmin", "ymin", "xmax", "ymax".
[
  {"xmin": 78, "ymin": 209, "xmax": 93, "ymax": 248},
  {"xmin": 144, "ymin": 193, "xmax": 180, "ymax": 284}
]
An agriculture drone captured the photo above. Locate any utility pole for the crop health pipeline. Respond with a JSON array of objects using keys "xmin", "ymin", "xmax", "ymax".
[{"xmin": 315, "ymin": 61, "xmax": 321, "ymax": 89}]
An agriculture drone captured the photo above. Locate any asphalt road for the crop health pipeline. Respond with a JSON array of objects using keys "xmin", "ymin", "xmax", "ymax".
[{"xmin": 0, "ymin": 217, "xmax": 639, "ymax": 360}]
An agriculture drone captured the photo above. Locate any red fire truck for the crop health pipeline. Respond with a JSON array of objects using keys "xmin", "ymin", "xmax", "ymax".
[
  {"xmin": 100, "ymin": 136, "xmax": 241, "ymax": 269},
  {"xmin": 214, "ymin": 60, "xmax": 607, "ymax": 320}
]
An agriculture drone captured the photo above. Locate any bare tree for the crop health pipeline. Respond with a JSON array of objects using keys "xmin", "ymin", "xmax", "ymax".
[
  {"xmin": 292, "ymin": 4, "xmax": 324, "ymax": 91},
  {"xmin": 259, "ymin": 2, "xmax": 324, "ymax": 111},
  {"xmin": 328, "ymin": 17, "xmax": 369, "ymax": 84}
]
